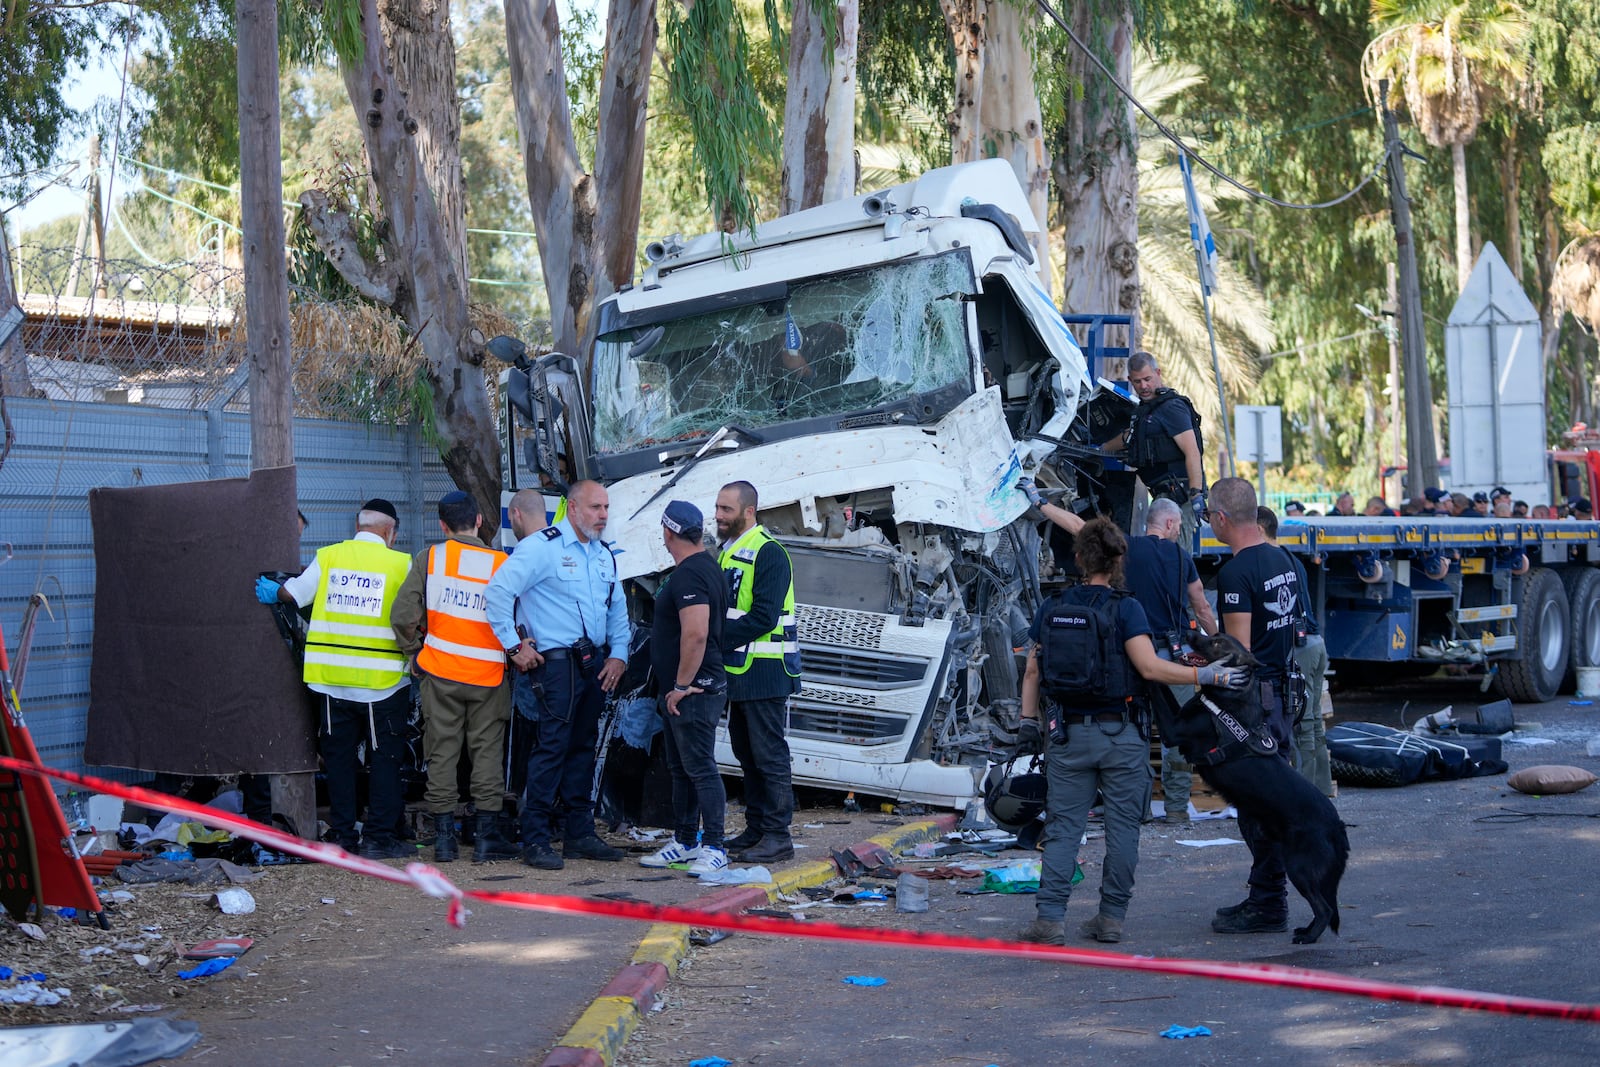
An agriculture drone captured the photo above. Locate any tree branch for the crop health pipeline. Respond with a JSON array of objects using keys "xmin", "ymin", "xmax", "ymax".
[{"xmin": 297, "ymin": 189, "xmax": 400, "ymax": 307}]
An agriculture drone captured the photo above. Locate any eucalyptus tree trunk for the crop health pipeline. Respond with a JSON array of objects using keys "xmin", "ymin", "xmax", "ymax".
[
  {"xmin": 1452, "ymin": 140, "xmax": 1472, "ymax": 292},
  {"xmin": 977, "ymin": 0, "xmax": 1051, "ymax": 296},
  {"xmin": 781, "ymin": 0, "xmax": 860, "ymax": 214},
  {"xmin": 1054, "ymin": 0, "xmax": 1139, "ymax": 343},
  {"xmin": 311, "ymin": 0, "xmax": 499, "ymax": 531},
  {"xmin": 940, "ymin": 0, "xmax": 985, "ymax": 164},
  {"xmin": 504, "ymin": 0, "xmax": 656, "ymax": 373},
  {"xmin": 0, "ymin": 229, "xmax": 35, "ymax": 403},
  {"xmin": 379, "ymin": 0, "xmax": 469, "ymax": 287}
]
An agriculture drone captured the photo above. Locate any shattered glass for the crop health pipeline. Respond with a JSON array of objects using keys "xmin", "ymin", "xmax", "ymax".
[{"xmin": 593, "ymin": 251, "xmax": 977, "ymax": 454}]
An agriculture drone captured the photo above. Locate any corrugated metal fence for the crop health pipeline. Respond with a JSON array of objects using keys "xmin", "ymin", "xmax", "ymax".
[{"xmin": 0, "ymin": 397, "xmax": 456, "ymax": 779}]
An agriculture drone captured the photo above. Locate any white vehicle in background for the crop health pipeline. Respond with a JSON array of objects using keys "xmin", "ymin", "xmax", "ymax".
[{"xmin": 499, "ymin": 160, "xmax": 1108, "ymax": 809}]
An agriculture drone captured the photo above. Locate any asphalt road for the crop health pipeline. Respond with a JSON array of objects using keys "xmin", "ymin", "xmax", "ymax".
[{"xmin": 615, "ymin": 677, "xmax": 1600, "ymax": 1067}]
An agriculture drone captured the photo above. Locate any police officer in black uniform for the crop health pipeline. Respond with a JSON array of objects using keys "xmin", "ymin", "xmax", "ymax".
[
  {"xmin": 1015, "ymin": 516, "xmax": 1246, "ymax": 948},
  {"xmin": 1207, "ymin": 477, "xmax": 1306, "ymax": 935},
  {"xmin": 1099, "ymin": 352, "xmax": 1206, "ymax": 541}
]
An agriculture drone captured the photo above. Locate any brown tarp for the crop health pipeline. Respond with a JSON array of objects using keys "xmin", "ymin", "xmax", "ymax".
[{"xmin": 85, "ymin": 466, "xmax": 318, "ymax": 774}]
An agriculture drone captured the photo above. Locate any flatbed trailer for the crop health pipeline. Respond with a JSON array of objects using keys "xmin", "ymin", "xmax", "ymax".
[{"xmin": 1192, "ymin": 516, "xmax": 1600, "ymax": 702}]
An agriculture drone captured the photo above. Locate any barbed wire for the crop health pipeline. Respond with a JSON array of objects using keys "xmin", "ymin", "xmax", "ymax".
[{"xmin": 8, "ymin": 244, "xmax": 548, "ymax": 423}]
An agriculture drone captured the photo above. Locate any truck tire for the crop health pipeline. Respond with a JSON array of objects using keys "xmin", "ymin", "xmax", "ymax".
[
  {"xmin": 1561, "ymin": 568, "xmax": 1600, "ymax": 691},
  {"xmin": 1498, "ymin": 568, "xmax": 1570, "ymax": 704}
]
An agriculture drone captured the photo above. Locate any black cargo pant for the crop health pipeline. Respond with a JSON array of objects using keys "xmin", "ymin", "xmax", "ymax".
[
  {"xmin": 1238, "ymin": 677, "xmax": 1293, "ymax": 916},
  {"xmin": 519, "ymin": 652, "xmax": 606, "ymax": 848}
]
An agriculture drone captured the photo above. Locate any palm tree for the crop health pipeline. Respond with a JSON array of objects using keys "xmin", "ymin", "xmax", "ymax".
[{"xmin": 1361, "ymin": 0, "xmax": 1531, "ymax": 293}]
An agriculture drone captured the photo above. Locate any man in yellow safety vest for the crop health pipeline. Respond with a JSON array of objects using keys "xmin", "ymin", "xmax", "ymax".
[
  {"xmin": 257, "ymin": 498, "xmax": 414, "ymax": 859},
  {"xmin": 391, "ymin": 491, "xmax": 519, "ymax": 864},
  {"xmin": 714, "ymin": 480, "xmax": 801, "ymax": 864}
]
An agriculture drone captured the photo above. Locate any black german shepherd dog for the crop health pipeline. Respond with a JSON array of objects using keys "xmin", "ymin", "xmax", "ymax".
[{"xmin": 1166, "ymin": 633, "xmax": 1350, "ymax": 944}]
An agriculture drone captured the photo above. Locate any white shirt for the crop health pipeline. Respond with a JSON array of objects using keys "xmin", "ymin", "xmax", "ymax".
[{"xmin": 286, "ymin": 530, "xmax": 409, "ymax": 703}]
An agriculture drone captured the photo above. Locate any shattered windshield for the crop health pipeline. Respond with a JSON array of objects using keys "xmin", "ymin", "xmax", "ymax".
[{"xmin": 592, "ymin": 251, "xmax": 976, "ymax": 454}]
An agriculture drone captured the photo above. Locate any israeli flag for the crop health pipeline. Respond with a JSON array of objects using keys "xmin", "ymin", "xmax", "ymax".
[
  {"xmin": 1179, "ymin": 153, "xmax": 1218, "ymax": 296},
  {"xmin": 784, "ymin": 307, "xmax": 803, "ymax": 353}
]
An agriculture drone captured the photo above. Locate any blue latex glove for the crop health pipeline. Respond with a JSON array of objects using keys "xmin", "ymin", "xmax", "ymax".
[
  {"xmin": 177, "ymin": 957, "xmax": 236, "ymax": 980},
  {"xmin": 1017, "ymin": 479, "xmax": 1044, "ymax": 507},
  {"xmin": 1161, "ymin": 1024, "xmax": 1212, "ymax": 1040},
  {"xmin": 255, "ymin": 576, "xmax": 282, "ymax": 604}
]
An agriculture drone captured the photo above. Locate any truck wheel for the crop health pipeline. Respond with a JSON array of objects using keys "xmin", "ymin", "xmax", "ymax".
[
  {"xmin": 1561, "ymin": 568, "xmax": 1600, "ymax": 691},
  {"xmin": 1498, "ymin": 568, "xmax": 1570, "ymax": 704}
]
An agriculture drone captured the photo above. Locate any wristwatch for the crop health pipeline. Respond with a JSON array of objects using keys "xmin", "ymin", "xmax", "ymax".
[{"xmin": 672, "ymin": 684, "xmax": 691, "ymax": 692}]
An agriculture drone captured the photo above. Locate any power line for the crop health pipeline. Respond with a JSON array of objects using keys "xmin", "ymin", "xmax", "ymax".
[{"xmin": 1033, "ymin": 0, "xmax": 1386, "ymax": 211}]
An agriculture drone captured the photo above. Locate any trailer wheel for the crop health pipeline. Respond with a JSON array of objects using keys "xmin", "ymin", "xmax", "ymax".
[
  {"xmin": 1498, "ymin": 568, "xmax": 1570, "ymax": 704},
  {"xmin": 1561, "ymin": 568, "xmax": 1600, "ymax": 691}
]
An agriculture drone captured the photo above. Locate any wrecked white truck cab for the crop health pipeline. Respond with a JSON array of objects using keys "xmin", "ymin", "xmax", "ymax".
[{"xmin": 506, "ymin": 159, "xmax": 1096, "ymax": 809}]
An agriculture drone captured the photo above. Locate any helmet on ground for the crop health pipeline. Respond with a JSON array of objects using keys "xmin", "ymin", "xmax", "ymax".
[{"xmin": 983, "ymin": 759, "xmax": 1048, "ymax": 833}]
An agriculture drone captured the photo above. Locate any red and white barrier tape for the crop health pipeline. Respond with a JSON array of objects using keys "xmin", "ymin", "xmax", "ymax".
[{"xmin": 8, "ymin": 756, "xmax": 1599, "ymax": 1024}]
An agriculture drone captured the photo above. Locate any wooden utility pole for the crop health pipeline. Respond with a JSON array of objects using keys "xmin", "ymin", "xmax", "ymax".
[
  {"xmin": 88, "ymin": 135, "xmax": 108, "ymax": 299},
  {"xmin": 1382, "ymin": 82, "xmax": 1441, "ymax": 493},
  {"xmin": 238, "ymin": 0, "xmax": 312, "ymax": 837}
]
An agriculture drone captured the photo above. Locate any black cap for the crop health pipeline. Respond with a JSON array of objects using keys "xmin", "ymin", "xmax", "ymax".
[
  {"xmin": 1424, "ymin": 487, "xmax": 1448, "ymax": 503},
  {"xmin": 1491, "ymin": 486, "xmax": 1511, "ymax": 500},
  {"xmin": 362, "ymin": 498, "xmax": 399, "ymax": 521},
  {"xmin": 1285, "ymin": 500, "xmax": 1305, "ymax": 513},
  {"xmin": 1473, "ymin": 491, "xmax": 1490, "ymax": 504},
  {"xmin": 1572, "ymin": 498, "xmax": 1593, "ymax": 514},
  {"xmin": 661, "ymin": 499, "xmax": 703, "ymax": 537}
]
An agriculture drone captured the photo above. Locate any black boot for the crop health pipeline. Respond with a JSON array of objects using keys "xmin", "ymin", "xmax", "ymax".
[
  {"xmin": 473, "ymin": 811, "xmax": 520, "ymax": 863},
  {"xmin": 432, "ymin": 814, "xmax": 458, "ymax": 864}
]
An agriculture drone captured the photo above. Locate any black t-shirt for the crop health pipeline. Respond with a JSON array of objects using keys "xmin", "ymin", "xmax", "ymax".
[
  {"xmin": 650, "ymin": 551, "xmax": 727, "ymax": 687},
  {"xmin": 1216, "ymin": 542, "xmax": 1300, "ymax": 682},
  {"xmin": 1124, "ymin": 534, "xmax": 1197, "ymax": 637}
]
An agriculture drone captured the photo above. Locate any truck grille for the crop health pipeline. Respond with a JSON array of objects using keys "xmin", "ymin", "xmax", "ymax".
[
  {"xmin": 786, "ymin": 697, "xmax": 909, "ymax": 744},
  {"xmin": 798, "ymin": 606, "xmax": 887, "ymax": 648},
  {"xmin": 800, "ymin": 645, "xmax": 930, "ymax": 690}
]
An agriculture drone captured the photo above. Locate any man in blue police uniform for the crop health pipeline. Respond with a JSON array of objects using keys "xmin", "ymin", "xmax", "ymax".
[{"xmin": 486, "ymin": 479, "xmax": 631, "ymax": 870}]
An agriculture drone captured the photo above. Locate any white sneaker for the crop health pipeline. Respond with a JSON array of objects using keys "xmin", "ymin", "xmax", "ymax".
[
  {"xmin": 639, "ymin": 839, "xmax": 701, "ymax": 868},
  {"xmin": 686, "ymin": 847, "xmax": 729, "ymax": 876}
]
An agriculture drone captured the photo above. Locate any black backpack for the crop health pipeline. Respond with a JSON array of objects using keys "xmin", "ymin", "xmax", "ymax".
[{"xmin": 1039, "ymin": 587, "xmax": 1131, "ymax": 703}]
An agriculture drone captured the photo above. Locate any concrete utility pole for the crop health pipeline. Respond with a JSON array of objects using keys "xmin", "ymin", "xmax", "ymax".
[
  {"xmin": 238, "ymin": 0, "xmax": 312, "ymax": 837},
  {"xmin": 1382, "ymin": 82, "xmax": 1441, "ymax": 493}
]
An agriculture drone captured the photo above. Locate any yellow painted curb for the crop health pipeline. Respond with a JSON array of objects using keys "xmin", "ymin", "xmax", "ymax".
[
  {"xmin": 631, "ymin": 923, "xmax": 690, "ymax": 969},
  {"xmin": 560, "ymin": 995, "xmax": 640, "ymax": 1054},
  {"xmin": 546, "ymin": 816, "xmax": 954, "ymax": 1065}
]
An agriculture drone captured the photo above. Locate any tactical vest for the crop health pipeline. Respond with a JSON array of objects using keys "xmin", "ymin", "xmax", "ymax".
[
  {"xmin": 416, "ymin": 539, "xmax": 509, "ymax": 687},
  {"xmin": 1131, "ymin": 388, "xmax": 1201, "ymax": 485},
  {"xmin": 304, "ymin": 539, "xmax": 413, "ymax": 691},
  {"xmin": 719, "ymin": 525, "xmax": 800, "ymax": 677}
]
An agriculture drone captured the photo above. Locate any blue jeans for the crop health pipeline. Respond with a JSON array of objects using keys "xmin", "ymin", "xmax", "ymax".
[
  {"xmin": 519, "ymin": 657, "xmax": 605, "ymax": 847},
  {"xmin": 660, "ymin": 690, "xmax": 727, "ymax": 851},
  {"xmin": 727, "ymin": 697, "xmax": 792, "ymax": 839}
]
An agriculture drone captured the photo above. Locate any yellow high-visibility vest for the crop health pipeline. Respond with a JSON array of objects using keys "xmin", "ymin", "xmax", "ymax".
[
  {"xmin": 719, "ymin": 525, "xmax": 800, "ymax": 676},
  {"xmin": 304, "ymin": 539, "xmax": 413, "ymax": 691}
]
